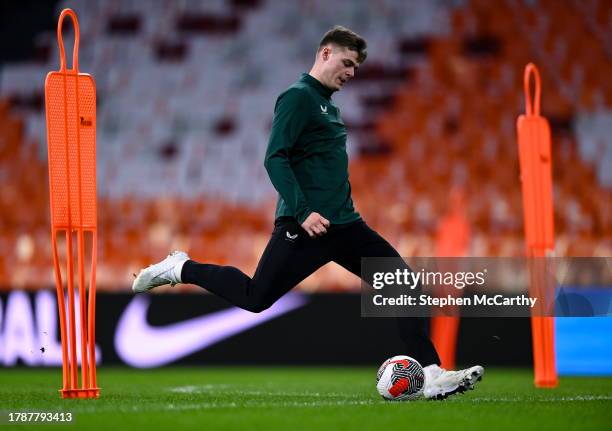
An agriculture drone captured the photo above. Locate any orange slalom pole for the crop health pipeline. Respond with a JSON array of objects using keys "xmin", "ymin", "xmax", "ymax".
[
  {"xmin": 51, "ymin": 231, "xmax": 69, "ymax": 391},
  {"xmin": 73, "ymin": 22, "xmax": 90, "ymax": 389},
  {"xmin": 78, "ymin": 229, "xmax": 89, "ymax": 389},
  {"xmin": 431, "ymin": 188, "xmax": 469, "ymax": 369},
  {"xmin": 516, "ymin": 63, "xmax": 558, "ymax": 388},
  {"xmin": 431, "ymin": 317, "xmax": 460, "ymax": 370},
  {"xmin": 88, "ymin": 231, "xmax": 98, "ymax": 389},
  {"xmin": 45, "ymin": 8, "xmax": 100, "ymax": 399},
  {"xmin": 65, "ymin": 230, "xmax": 78, "ymax": 389}
]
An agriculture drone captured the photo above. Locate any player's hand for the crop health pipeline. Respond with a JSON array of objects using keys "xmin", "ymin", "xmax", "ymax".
[{"xmin": 301, "ymin": 212, "xmax": 331, "ymax": 237}]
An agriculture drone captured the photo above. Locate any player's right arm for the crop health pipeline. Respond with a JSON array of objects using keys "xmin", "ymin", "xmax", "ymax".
[{"xmin": 264, "ymin": 88, "xmax": 330, "ymax": 236}]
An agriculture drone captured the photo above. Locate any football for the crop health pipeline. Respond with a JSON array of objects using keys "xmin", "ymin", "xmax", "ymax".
[{"xmin": 376, "ymin": 355, "xmax": 425, "ymax": 401}]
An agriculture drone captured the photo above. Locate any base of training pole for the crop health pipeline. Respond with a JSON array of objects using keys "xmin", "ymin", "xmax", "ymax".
[{"xmin": 60, "ymin": 388, "xmax": 101, "ymax": 399}]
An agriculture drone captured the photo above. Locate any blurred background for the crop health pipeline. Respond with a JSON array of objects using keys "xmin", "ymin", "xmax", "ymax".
[
  {"xmin": 0, "ymin": 0, "xmax": 610, "ymax": 369},
  {"xmin": 0, "ymin": 0, "xmax": 609, "ymax": 291}
]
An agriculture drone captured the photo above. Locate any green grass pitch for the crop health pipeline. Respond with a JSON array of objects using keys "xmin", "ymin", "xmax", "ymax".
[{"xmin": 0, "ymin": 367, "xmax": 610, "ymax": 430}]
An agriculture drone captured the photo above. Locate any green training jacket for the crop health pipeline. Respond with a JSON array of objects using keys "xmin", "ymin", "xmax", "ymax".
[{"xmin": 264, "ymin": 73, "xmax": 361, "ymax": 225}]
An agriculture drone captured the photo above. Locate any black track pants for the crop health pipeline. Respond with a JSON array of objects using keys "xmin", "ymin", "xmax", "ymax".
[{"xmin": 181, "ymin": 217, "xmax": 441, "ymax": 366}]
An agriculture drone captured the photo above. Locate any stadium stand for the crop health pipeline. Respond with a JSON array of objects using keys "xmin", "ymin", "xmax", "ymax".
[{"xmin": 0, "ymin": 0, "xmax": 610, "ymax": 290}]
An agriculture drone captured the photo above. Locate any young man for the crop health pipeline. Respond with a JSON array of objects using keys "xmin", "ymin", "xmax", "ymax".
[{"xmin": 133, "ymin": 26, "xmax": 483, "ymax": 400}]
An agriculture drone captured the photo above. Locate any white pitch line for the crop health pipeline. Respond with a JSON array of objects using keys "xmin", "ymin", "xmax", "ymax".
[
  {"xmin": 469, "ymin": 395, "xmax": 612, "ymax": 402},
  {"xmin": 168, "ymin": 385, "xmax": 359, "ymax": 398},
  {"xmin": 166, "ymin": 400, "xmax": 379, "ymax": 410}
]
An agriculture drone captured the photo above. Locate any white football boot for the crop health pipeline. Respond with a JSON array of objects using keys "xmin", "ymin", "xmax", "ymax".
[
  {"xmin": 132, "ymin": 251, "xmax": 190, "ymax": 293},
  {"xmin": 423, "ymin": 364, "xmax": 484, "ymax": 400}
]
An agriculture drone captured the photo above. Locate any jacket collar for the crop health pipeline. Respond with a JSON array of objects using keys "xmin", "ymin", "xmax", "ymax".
[{"xmin": 300, "ymin": 73, "xmax": 334, "ymax": 99}]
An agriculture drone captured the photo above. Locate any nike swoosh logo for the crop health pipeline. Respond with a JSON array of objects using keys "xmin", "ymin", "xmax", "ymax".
[
  {"xmin": 286, "ymin": 231, "xmax": 298, "ymax": 240},
  {"xmin": 115, "ymin": 294, "xmax": 307, "ymax": 367},
  {"xmin": 320, "ymin": 105, "xmax": 328, "ymax": 114}
]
